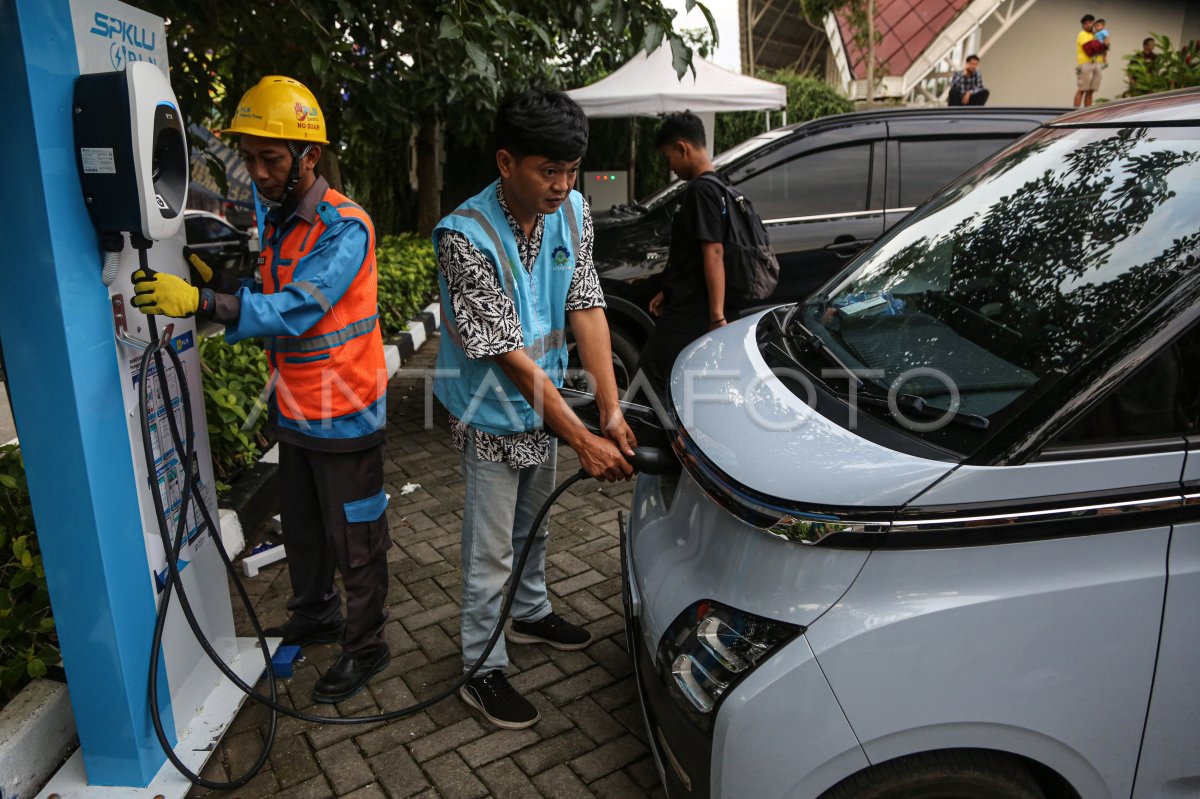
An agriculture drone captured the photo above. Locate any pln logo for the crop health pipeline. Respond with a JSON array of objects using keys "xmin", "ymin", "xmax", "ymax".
[
  {"xmin": 109, "ymin": 41, "xmax": 156, "ymax": 71},
  {"xmin": 294, "ymin": 102, "xmax": 320, "ymax": 122},
  {"xmin": 551, "ymin": 246, "xmax": 572, "ymax": 270}
]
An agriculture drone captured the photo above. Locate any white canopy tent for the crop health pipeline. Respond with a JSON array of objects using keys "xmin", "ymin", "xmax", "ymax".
[
  {"xmin": 568, "ymin": 44, "xmax": 787, "ymax": 117},
  {"xmin": 567, "ymin": 46, "xmax": 787, "ymax": 200}
]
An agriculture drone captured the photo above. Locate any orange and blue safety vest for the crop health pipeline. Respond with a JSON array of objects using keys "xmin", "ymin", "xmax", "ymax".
[{"xmin": 225, "ymin": 181, "xmax": 386, "ymax": 448}]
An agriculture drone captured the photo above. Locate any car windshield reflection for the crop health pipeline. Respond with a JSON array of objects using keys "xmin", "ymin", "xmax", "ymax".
[{"xmin": 787, "ymin": 126, "xmax": 1200, "ymax": 452}]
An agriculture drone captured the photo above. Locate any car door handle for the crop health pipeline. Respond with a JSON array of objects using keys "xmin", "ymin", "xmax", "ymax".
[{"xmin": 824, "ymin": 238, "xmax": 873, "ymax": 256}]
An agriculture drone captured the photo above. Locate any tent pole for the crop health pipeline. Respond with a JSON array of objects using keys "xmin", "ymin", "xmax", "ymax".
[{"xmin": 629, "ymin": 117, "xmax": 638, "ymax": 204}]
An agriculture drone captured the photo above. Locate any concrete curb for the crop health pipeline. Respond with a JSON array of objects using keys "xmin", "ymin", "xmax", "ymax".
[
  {"xmin": 391, "ymin": 302, "xmax": 441, "ymax": 363},
  {"xmin": 10, "ymin": 303, "xmax": 442, "ymax": 799},
  {"xmin": 0, "ymin": 679, "xmax": 76, "ymax": 799}
]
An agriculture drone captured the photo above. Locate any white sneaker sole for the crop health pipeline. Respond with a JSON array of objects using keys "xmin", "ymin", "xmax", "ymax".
[
  {"xmin": 505, "ymin": 627, "xmax": 593, "ymax": 651},
  {"xmin": 459, "ymin": 685, "xmax": 541, "ymax": 730}
]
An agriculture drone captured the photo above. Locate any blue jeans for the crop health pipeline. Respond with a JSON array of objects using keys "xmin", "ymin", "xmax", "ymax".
[{"xmin": 459, "ymin": 435, "xmax": 556, "ymax": 673}]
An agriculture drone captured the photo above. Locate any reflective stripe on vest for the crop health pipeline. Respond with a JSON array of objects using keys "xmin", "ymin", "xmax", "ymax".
[{"xmin": 258, "ymin": 187, "xmax": 386, "ymax": 432}]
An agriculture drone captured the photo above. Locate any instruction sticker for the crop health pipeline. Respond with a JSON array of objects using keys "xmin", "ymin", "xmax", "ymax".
[{"xmin": 80, "ymin": 147, "xmax": 116, "ymax": 174}]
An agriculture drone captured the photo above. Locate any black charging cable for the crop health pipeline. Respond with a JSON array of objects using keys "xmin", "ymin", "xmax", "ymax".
[
  {"xmin": 133, "ymin": 239, "xmax": 279, "ymax": 789},
  {"xmin": 132, "ymin": 255, "xmax": 601, "ymax": 786}
]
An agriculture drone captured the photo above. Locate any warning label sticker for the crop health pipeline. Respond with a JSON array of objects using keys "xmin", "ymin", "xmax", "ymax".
[{"xmin": 80, "ymin": 147, "xmax": 116, "ymax": 174}]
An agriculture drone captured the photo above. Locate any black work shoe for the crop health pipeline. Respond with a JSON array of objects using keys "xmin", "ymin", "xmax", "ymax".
[
  {"xmin": 312, "ymin": 648, "xmax": 390, "ymax": 704},
  {"xmin": 460, "ymin": 670, "xmax": 540, "ymax": 729},
  {"xmin": 263, "ymin": 616, "xmax": 344, "ymax": 648},
  {"xmin": 508, "ymin": 612, "xmax": 592, "ymax": 651}
]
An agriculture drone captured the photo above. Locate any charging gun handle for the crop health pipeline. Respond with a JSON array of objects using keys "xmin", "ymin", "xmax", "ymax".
[
  {"xmin": 129, "ymin": 238, "xmax": 173, "ymax": 347},
  {"xmin": 626, "ymin": 446, "xmax": 680, "ymax": 476},
  {"xmin": 130, "ymin": 233, "xmax": 154, "ymax": 271}
]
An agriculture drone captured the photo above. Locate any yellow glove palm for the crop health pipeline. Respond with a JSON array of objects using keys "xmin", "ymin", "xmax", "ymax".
[{"xmin": 131, "ymin": 270, "xmax": 199, "ymax": 318}]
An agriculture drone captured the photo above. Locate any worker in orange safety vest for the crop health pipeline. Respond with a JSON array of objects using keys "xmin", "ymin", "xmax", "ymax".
[{"xmin": 131, "ymin": 75, "xmax": 391, "ymax": 704}]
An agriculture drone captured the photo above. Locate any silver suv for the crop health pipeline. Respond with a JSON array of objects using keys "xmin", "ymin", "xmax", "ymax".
[{"xmin": 625, "ymin": 90, "xmax": 1200, "ymax": 799}]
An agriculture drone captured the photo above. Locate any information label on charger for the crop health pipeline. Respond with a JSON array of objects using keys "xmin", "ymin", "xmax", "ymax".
[{"xmin": 80, "ymin": 147, "xmax": 116, "ymax": 174}]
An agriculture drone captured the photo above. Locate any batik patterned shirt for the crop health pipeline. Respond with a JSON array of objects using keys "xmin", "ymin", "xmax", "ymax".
[{"xmin": 438, "ymin": 184, "xmax": 603, "ymax": 467}]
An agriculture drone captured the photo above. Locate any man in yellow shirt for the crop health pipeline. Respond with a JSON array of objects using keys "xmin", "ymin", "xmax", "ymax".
[{"xmin": 1075, "ymin": 14, "xmax": 1102, "ymax": 107}]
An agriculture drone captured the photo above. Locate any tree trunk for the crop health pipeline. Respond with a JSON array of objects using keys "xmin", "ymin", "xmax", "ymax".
[
  {"xmin": 318, "ymin": 147, "xmax": 343, "ymax": 193},
  {"xmin": 416, "ymin": 123, "xmax": 440, "ymax": 237}
]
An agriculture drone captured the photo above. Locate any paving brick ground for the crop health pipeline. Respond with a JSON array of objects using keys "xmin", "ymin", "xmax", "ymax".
[{"xmin": 187, "ymin": 336, "xmax": 664, "ymax": 799}]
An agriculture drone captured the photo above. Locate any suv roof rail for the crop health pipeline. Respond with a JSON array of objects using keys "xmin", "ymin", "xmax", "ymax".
[{"xmin": 783, "ymin": 106, "xmax": 1074, "ymax": 134}]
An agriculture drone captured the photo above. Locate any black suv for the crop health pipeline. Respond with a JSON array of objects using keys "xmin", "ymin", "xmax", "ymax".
[{"xmin": 591, "ymin": 107, "xmax": 1069, "ymax": 383}]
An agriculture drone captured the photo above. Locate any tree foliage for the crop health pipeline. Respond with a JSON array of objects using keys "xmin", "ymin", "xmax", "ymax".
[
  {"xmin": 0, "ymin": 445, "xmax": 55, "ymax": 704},
  {"xmin": 148, "ymin": 0, "xmax": 715, "ymax": 233}
]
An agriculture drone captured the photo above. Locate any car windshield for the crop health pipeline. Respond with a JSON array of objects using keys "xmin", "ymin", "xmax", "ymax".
[
  {"xmin": 797, "ymin": 125, "xmax": 1200, "ymax": 451},
  {"xmin": 637, "ymin": 128, "xmax": 792, "ymax": 209}
]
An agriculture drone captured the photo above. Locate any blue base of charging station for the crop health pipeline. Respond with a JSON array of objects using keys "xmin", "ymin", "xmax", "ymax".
[
  {"xmin": 36, "ymin": 637, "xmax": 277, "ymax": 799},
  {"xmin": 271, "ymin": 645, "xmax": 302, "ymax": 678}
]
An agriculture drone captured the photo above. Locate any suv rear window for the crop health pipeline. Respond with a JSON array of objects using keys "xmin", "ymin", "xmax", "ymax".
[
  {"xmin": 791, "ymin": 126, "xmax": 1200, "ymax": 454},
  {"xmin": 735, "ymin": 144, "xmax": 871, "ymax": 220},
  {"xmin": 897, "ymin": 138, "xmax": 1014, "ymax": 207}
]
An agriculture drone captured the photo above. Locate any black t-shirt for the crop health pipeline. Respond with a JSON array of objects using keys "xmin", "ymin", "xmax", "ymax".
[{"xmin": 661, "ymin": 171, "xmax": 728, "ymax": 313}]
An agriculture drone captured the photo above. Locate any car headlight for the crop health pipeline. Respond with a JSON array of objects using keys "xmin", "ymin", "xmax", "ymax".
[{"xmin": 657, "ymin": 599, "xmax": 801, "ymax": 728}]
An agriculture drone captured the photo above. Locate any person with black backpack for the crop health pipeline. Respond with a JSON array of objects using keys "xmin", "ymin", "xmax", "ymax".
[{"xmin": 634, "ymin": 112, "xmax": 778, "ymax": 403}]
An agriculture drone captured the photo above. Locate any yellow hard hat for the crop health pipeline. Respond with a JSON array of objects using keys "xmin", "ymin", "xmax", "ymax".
[{"xmin": 221, "ymin": 75, "xmax": 329, "ymax": 144}]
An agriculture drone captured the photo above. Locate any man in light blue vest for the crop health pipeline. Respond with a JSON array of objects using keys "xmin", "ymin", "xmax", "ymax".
[{"xmin": 434, "ymin": 90, "xmax": 637, "ymax": 729}]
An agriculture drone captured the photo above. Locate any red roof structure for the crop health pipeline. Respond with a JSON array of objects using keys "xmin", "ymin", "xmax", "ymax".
[{"xmin": 837, "ymin": 0, "xmax": 973, "ymax": 78}]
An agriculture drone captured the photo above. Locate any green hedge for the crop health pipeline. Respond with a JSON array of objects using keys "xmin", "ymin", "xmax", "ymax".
[
  {"xmin": 0, "ymin": 444, "xmax": 55, "ymax": 704},
  {"xmin": 198, "ymin": 336, "xmax": 271, "ymax": 491},
  {"xmin": 377, "ymin": 233, "xmax": 440, "ymax": 338}
]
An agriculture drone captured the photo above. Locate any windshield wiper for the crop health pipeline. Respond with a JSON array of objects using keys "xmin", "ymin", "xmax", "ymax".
[
  {"xmin": 823, "ymin": 385, "xmax": 991, "ymax": 431},
  {"xmin": 861, "ymin": 390, "xmax": 990, "ymax": 430},
  {"xmin": 775, "ymin": 305, "xmax": 863, "ymax": 389}
]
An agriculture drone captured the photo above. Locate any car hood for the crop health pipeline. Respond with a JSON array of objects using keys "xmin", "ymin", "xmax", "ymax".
[{"xmin": 667, "ymin": 310, "xmax": 954, "ymax": 509}]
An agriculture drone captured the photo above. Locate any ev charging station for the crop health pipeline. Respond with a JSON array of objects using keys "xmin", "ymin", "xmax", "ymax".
[{"xmin": 0, "ymin": 1, "xmax": 266, "ymax": 794}]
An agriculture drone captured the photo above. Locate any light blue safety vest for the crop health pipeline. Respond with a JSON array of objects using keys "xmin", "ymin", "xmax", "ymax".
[{"xmin": 433, "ymin": 181, "xmax": 583, "ymax": 436}]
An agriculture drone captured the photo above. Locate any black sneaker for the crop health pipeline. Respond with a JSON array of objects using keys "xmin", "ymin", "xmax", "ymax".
[
  {"xmin": 508, "ymin": 612, "xmax": 592, "ymax": 651},
  {"xmin": 313, "ymin": 648, "xmax": 390, "ymax": 704},
  {"xmin": 262, "ymin": 616, "xmax": 344, "ymax": 648},
  {"xmin": 459, "ymin": 670, "xmax": 540, "ymax": 729}
]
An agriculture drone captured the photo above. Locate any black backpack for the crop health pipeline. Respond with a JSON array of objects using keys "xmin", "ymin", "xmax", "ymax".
[{"xmin": 698, "ymin": 174, "xmax": 780, "ymax": 303}]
